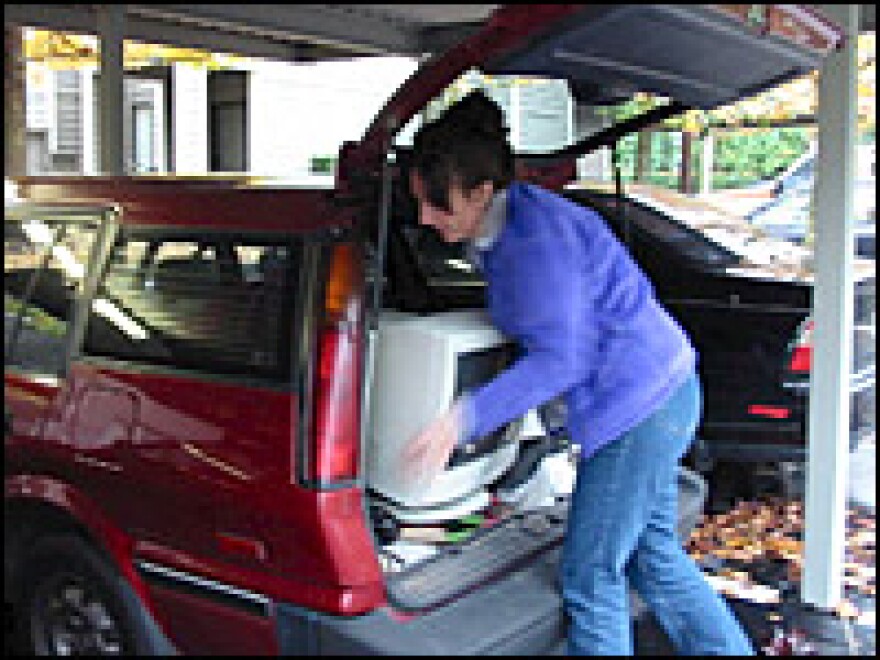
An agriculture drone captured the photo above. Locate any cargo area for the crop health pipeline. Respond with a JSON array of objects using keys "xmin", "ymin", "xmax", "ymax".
[{"xmin": 358, "ymin": 306, "xmax": 573, "ymax": 607}]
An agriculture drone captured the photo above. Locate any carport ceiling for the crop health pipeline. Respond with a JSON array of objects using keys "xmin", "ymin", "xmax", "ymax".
[
  {"xmin": 3, "ymin": 4, "xmax": 874, "ymax": 63},
  {"xmin": 4, "ymin": 4, "xmax": 498, "ymax": 62}
]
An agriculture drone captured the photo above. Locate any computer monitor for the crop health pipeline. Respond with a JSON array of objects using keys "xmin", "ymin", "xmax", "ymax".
[{"xmin": 366, "ymin": 310, "xmax": 531, "ymax": 522}]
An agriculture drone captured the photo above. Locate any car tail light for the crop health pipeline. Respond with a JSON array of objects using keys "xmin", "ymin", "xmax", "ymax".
[
  {"xmin": 787, "ymin": 318, "xmax": 814, "ymax": 374},
  {"xmin": 307, "ymin": 243, "xmax": 364, "ymax": 485},
  {"xmin": 747, "ymin": 404, "xmax": 791, "ymax": 420}
]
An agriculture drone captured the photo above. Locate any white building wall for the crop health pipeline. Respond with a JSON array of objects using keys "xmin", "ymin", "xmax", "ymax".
[
  {"xmin": 25, "ymin": 62, "xmax": 53, "ymax": 132},
  {"xmin": 247, "ymin": 60, "xmax": 308, "ymax": 178},
  {"xmin": 81, "ymin": 66, "xmax": 96, "ymax": 174},
  {"xmin": 151, "ymin": 79, "xmax": 167, "ymax": 173},
  {"xmin": 172, "ymin": 63, "xmax": 209, "ymax": 173},
  {"xmin": 247, "ymin": 56, "xmax": 419, "ymax": 179}
]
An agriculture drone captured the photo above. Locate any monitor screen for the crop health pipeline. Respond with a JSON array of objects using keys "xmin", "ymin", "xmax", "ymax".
[
  {"xmin": 454, "ymin": 344, "xmax": 516, "ymax": 398},
  {"xmin": 448, "ymin": 343, "xmax": 519, "ymax": 466}
]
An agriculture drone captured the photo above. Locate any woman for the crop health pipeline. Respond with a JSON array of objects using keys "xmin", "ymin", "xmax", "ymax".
[{"xmin": 402, "ymin": 91, "xmax": 754, "ymax": 656}]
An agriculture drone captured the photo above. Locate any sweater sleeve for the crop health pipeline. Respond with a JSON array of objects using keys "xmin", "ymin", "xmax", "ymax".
[{"xmin": 461, "ymin": 209, "xmax": 602, "ymax": 445}]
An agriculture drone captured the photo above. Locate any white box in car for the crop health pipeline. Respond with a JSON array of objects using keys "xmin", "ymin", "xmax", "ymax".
[{"xmin": 366, "ymin": 310, "xmax": 521, "ymax": 516}]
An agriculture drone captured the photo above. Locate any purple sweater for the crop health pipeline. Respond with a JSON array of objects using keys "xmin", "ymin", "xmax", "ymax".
[{"xmin": 461, "ymin": 182, "xmax": 697, "ymax": 460}]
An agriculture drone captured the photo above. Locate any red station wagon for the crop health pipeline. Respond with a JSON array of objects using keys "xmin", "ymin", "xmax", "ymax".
[{"xmin": 5, "ymin": 5, "xmax": 843, "ymax": 655}]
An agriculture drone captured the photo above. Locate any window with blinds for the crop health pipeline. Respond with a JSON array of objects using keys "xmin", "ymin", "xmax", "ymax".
[{"xmin": 83, "ymin": 229, "xmax": 299, "ymax": 384}]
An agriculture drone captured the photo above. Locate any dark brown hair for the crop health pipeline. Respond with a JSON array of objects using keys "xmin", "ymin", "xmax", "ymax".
[{"xmin": 410, "ymin": 90, "xmax": 514, "ymax": 211}]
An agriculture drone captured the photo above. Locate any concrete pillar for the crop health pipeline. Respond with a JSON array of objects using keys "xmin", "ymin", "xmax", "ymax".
[
  {"xmin": 172, "ymin": 64, "xmax": 208, "ymax": 174},
  {"xmin": 801, "ymin": 3, "xmax": 859, "ymax": 611},
  {"xmin": 5, "ymin": 25, "xmax": 27, "ymax": 176},
  {"xmin": 96, "ymin": 5, "xmax": 125, "ymax": 174}
]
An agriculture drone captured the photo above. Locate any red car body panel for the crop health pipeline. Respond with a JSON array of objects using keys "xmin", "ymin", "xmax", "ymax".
[
  {"xmin": 6, "ymin": 317, "xmax": 385, "ymax": 608},
  {"xmin": 5, "ymin": 4, "xmax": 846, "ymax": 654},
  {"xmin": 142, "ymin": 581, "xmax": 281, "ymax": 655},
  {"xmin": 14, "ymin": 180, "xmax": 357, "ymax": 233}
]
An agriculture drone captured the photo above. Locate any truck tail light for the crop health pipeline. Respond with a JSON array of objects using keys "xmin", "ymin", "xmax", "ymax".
[
  {"xmin": 307, "ymin": 243, "xmax": 364, "ymax": 485},
  {"xmin": 787, "ymin": 318, "xmax": 814, "ymax": 374}
]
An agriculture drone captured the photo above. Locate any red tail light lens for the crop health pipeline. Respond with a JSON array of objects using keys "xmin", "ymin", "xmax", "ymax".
[
  {"xmin": 747, "ymin": 404, "xmax": 791, "ymax": 420},
  {"xmin": 307, "ymin": 244, "xmax": 363, "ymax": 485},
  {"xmin": 788, "ymin": 346, "xmax": 812, "ymax": 373},
  {"xmin": 787, "ymin": 319, "xmax": 814, "ymax": 374}
]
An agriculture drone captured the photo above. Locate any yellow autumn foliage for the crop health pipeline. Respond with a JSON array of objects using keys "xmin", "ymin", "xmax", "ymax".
[{"xmin": 24, "ymin": 29, "xmax": 244, "ymax": 70}]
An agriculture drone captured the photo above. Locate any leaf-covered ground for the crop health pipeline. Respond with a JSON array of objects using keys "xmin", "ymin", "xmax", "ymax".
[{"xmin": 662, "ymin": 497, "xmax": 877, "ymax": 655}]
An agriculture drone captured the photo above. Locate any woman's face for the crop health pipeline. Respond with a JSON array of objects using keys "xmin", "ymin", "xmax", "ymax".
[{"xmin": 410, "ymin": 170, "xmax": 494, "ymax": 243}]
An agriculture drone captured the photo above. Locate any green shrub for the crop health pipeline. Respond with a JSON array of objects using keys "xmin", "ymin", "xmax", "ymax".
[{"xmin": 614, "ymin": 127, "xmax": 812, "ymax": 191}]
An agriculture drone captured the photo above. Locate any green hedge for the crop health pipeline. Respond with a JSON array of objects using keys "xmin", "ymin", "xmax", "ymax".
[
  {"xmin": 615, "ymin": 127, "xmax": 812, "ymax": 190},
  {"xmin": 710, "ymin": 128, "xmax": 811, "ymax": 189}
]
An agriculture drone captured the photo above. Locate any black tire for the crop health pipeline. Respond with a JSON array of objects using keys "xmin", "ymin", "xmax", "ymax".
[{"xmin": 13, "ymin": 534, "xmax": 175, "ymax": 656}]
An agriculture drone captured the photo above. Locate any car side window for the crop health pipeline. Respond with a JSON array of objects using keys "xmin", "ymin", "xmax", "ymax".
[
  {"xmin": 82, "ymin": 229, "xmax": 299, "ymax": 385},
  {"xmin": 4, "ymin": 215, "xmax": 102, "ymax": 376}
]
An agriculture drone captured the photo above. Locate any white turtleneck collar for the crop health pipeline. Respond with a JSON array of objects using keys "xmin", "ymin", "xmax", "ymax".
[{"xmin": 473, "ymin": 187, "xmax": 509, "ymax": 252}]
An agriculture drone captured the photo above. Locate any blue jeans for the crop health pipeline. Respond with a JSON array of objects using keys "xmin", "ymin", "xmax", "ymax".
[{"xmin": 560, "ymin": 373, "xmax": 755, "ymax": 655}]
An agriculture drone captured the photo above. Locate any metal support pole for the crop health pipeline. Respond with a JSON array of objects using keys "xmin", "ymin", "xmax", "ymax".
[
  {"xmin": 4, "ymin": 25, "xmax": 27, "ymax": 176},
  {"xmin": 801, "ymin": 3, "xmax": 859, "ymax": 610},
  {"xmin": 96, "ymin": 5, "xmax": 125, "ymax": 174}
]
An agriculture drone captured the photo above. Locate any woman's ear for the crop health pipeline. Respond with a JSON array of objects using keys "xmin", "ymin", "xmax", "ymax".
[{"xmin": 469, "ymin": 180, "xmax": 496, "ymax": 208}]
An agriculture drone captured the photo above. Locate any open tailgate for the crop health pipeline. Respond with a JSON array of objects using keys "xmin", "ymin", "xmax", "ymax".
[
  {"xmin": 349, "ymin": 4, "xmax": 843, "ymax": 181},
  {"xmin": 484, "ymin": 4, "xmax": 842, "ymax": 110}
]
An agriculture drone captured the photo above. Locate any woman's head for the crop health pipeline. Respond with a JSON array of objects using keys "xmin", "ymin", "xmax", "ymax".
[{"xmin": 409, "ymin": 90, "xmax": 514, "ymax": 242}]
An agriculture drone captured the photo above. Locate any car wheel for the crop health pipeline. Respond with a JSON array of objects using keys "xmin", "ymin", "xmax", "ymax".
[{"xmin": 15, "ymin": 534, "xmax": 170, "ymax": 656}]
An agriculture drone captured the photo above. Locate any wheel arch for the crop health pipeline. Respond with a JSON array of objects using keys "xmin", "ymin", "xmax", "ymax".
[{"xmin": 4, "ymin": 474, "xmax": 170, "ymax": 644}]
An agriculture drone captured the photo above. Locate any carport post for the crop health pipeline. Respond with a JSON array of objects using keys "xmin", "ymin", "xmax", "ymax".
[
  {"xmin": 4, "ymin": 25, "xmax": 26, "ymax": 176},
  {"xmin": 801, "ymin": 4, "xmax": 859, "ymax": 611},
  {"xmin": 96, "ymin": 5, "xmax": 125, "ymax": 175}
]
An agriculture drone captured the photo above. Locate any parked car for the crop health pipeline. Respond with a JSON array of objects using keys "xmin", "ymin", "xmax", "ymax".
[
  {"xmin": 5, "ymin": 5, "xmax": 846, "ymax": 656},
  {"xmin": 746, "ymin": 144, "xmax": 876, "ymax": 258}
]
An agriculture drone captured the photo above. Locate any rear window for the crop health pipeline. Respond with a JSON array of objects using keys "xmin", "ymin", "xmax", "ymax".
[{"xmin": 83, "ymin": 229, "xmax": 300, "ymax": 384}]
